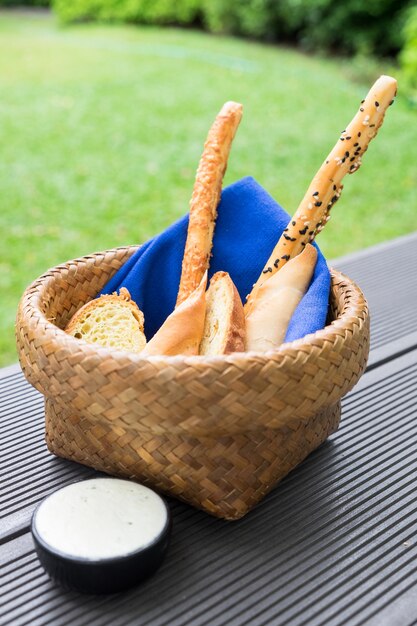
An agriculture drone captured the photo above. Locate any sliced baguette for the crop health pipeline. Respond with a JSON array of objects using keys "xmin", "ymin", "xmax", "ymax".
[
  {"xmin": 141, "ymin": 274, "xmax": 207, "ymax": 357},
  {"xmin": 199, "ymin": 272, "xmax": 245, "ymax": 356},
  {"xmin": 66, "ymin": 287, "xmax": 146, "ymax": 353},
  {"xmin": 245, "ymin": 244, "xmax": 317, "ymax": 352}
]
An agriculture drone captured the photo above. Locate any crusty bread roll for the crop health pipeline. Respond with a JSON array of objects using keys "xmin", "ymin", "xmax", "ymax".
[
  {"xmin": 199, "ymin": 272, "xmax": 245, "ymax": 356},
  {"xmin": 66, "ymin": 287, "xmax": 146, "ymax": 353},
  {"xmin": 245, "ymin": 244, "xmax": 317, "ymax": 352},
  {"xmin": 176, "ymin": 101, "xmax": 243, "ymax": 308},
  {"xmin": 141, "ymin": 274, "xmax": 207, "ymax": 356},
  {"xmin": 245, "ymin": 75, "xmax": 397, "ymax": 314}
]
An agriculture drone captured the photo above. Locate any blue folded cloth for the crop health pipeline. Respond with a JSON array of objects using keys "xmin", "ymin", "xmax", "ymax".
[{"xmin": 101, "ymin": 177, "xmax": 330, "ymax": 344}]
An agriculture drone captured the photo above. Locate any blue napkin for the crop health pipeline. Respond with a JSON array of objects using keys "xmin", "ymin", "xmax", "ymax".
[{"xmin": 101, "ymin": 177, "xmax": 330, "ymax": 343}]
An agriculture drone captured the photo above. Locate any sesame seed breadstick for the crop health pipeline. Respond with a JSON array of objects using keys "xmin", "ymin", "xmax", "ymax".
[
  {"xmin": 176, "ymin": 101, "xmax": 243, "ymax": 307},
  {"xmin": 245, "ymin": 75, "xmax": 397, "ymax": 314}
]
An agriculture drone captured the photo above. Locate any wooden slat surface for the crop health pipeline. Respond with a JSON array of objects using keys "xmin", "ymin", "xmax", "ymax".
[
  {"xmin": 1, "ymin": 233, "xmax": 417, "ymax": 625},
  {"xmin": 332, "ymin": 232, "xmax": 417, "ymax": 367},
  {"xmin": 1, "ymin": 351, "xmax": 417, "ymax": 626}
]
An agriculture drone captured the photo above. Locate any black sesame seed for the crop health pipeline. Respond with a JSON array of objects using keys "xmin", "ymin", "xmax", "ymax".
[
  {"xmin": 331, "ymin": 195, "xmax": 338, "ymax": 203},
  {"xmin": 281, "ymin": 255, "xmax": 290, "ymax": 261},
  {"xmin": 301, "ymin": 241, "xmax": 306, "ymax": 247},
  {"xmin": 360, "ymin": 107, "xmax": 364, "ymax": 112},
  {"xmin": 315, "ymin": 201, "xmax": 322, "ymax": 207},
  {"xmin": 283, "ymin": 234, "xmax": 297, "ymax": 241},
  {"xmin": 389, "ymin": 99, "xmax": 394, "ymax": 106},
  {"xmin": 370, "ymin": 124, "xmax": 375, "ymax": 128},
  {"xmin": 340, "ymin": 137, "xmax": 345, "ymax": 141},
  {"xmin": 341, "ymin": 157, "xmax": 346, "ymax": 163},
  {"xmin": 312, "ymin": 191, "xmax": 319, "ymax": 196},
  {"xmin": 299, "ymin": 226, "xmax": 308, "ymax": 235},
  {"xmin": 375, "ymin": 101, "xmax": 379, "ymax": 107},
  {"xmin": 350, "ymin": 156, "xmax": 355, "ymax": 162},
  {"xmin": 358, "ymin": 132, "xmax": 361, "ymax": 137},
  {"xmin": 274, "ymin": 259, "xmax": 280, "ymax": 268},
  {"xmin": 283, "ymin": 227, "xmax": 288, "ymax": 232},
  {"xmin": 345, "ymin": 151, "xmax": 350, "ymax": 157},
  {"xmin": 354, "ymin": 142, "xmax": 359, "ymax": 147},
  {"xmin": 262, "ymin": 267, "xmax": 272, "ymax": 274},
  {"xmin": 292, "ymin": 221, "xmax": 296, "ymax": 226},
  {"xmin": 309, "ymin": 230, "xmax": 314, "ymax": 235},
  {"xmin": 346, "ymin": 136, "xmax": 351, "ymax": 140},
  {"xmin": 361, "ymin": 99, "xmax": 365, "ymax": 104},
  {"xmin": 326, "ymin": 160, "xmax": 329, "ymax": 164},
  {"xmin": 350, "ymin": 164, "xmax": 355, "ymax": 171}
]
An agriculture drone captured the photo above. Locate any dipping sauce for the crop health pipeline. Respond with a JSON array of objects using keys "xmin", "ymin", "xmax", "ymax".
[{"xmin": 31, "ymin": 478, "xmax": 171, "ymax": 594}]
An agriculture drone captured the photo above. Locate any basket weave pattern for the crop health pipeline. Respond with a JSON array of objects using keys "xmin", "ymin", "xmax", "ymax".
[{"xmin": 16, "ymin": 246, "xmax": 369, "ymax": 520}]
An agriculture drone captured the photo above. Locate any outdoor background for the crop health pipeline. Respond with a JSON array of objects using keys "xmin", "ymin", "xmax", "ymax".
[{"xmin": 1, "ymin": 1, "xmax": 417, "ymax": 366}]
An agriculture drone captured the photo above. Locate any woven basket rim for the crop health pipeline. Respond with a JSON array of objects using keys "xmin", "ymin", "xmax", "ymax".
[{"xmin": 18, "ymin": 245, "xmax": 366, "ymax": 366}]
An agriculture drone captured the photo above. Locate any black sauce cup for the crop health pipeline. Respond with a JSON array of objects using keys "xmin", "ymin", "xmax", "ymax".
[{"xmin": 31, "ymin": 482, "xmax": 172, "ymax": 595}]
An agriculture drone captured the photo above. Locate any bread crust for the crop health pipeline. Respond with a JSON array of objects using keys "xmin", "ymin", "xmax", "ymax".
[
  {"xmin": 141, "ymin": 274, "xmax": 207, "ymax": 356},
  {"xmin": 200, "ymin": 271, "xmax": 245, "ymax": 355},
  {"xmin": 245, "ymin": 244, "xmax": 317, "ymax": 351},
  {"xmin": 245, "ymin": 75, "xmax": 397, "ymax": 314},
  {"xmin": 176, "ymin": 101, "xmax": 243, "ymax": 307},
  {"xmin": 65, "ymin": 287, "xmax": 144, "ymax": 334}
]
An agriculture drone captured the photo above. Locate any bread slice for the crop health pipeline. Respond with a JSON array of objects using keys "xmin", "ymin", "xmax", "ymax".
[
  {"xmin": 141, "ymin": 274, "xmax": 207, "ymax": 357},
  {"xmin": 245, "ymin": 244, "xmax": 317, "ymax": 352},
  {"xmin": 66, "ymin": 287, "xmax": 146, "ymax": 353},
  {"xmin": 199, "ymin": 272, "xmax": 245, "ymax": 356}
]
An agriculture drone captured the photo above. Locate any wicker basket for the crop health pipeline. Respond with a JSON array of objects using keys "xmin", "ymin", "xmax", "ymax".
[{"xmin": 16, "ymin": 246, "xmax": 369, "ymax": 520}]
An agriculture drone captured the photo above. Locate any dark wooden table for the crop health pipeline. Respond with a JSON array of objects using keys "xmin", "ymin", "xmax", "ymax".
[{"xmin": 2, "ymin": 233, "xmax": 417, "ymax": 626}]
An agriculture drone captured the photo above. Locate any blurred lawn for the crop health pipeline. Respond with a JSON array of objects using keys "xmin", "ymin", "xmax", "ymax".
[{"xmin": 1, "ymin": 11, "xmax": 416, "ymax": 366}]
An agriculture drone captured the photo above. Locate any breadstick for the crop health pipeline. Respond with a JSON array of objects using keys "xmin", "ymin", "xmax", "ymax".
[
  {"xmin": 176, "ymin": 101, "xmax": 243, "ymax": 307},
  {"xmin": 245, "ymin": 75, "xmax": 397, "ymax": 314}
]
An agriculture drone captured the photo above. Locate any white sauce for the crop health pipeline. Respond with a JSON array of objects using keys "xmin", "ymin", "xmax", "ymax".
[{"xmin": 34, "ymin": 478, "xmax": 168, "ymax": 560}]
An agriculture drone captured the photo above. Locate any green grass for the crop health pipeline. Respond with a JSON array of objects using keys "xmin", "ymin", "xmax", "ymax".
[{"xmin": 1, "ymin": 11, "xmax": 416, "ymax": 366}]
